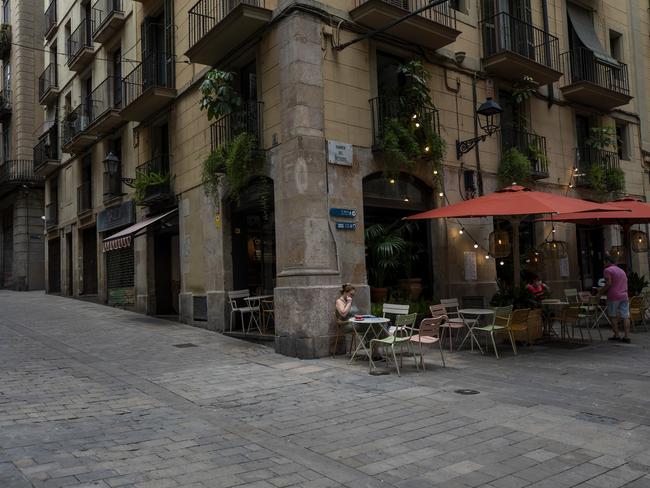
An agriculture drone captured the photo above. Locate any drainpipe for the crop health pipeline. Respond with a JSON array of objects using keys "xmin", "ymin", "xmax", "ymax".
[
  {"xmin": 472, "ymin": 74, "xmax": 484, "ymax": 196},
  {"xmin": 541, "ymin": 0, "xmax": 554, "ymax": 108}
]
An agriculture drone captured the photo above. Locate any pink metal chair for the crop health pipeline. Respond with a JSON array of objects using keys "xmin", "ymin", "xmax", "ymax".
[
  {"xmin": 431, "ymin": 303, "xmax": 467, "ymax": 352},
  {"xmin": 410, "ymin": 316, "xmax": 446, "ymax": 370}
]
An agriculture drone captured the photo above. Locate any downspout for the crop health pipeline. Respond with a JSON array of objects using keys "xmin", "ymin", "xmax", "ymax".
[
  {"xmin": 472, "ymin": 73, "xmax": 484, "ymax": 196},
  {"xmin": 541, "ymin": 0, "xmax": 554, "ymax": 108}
]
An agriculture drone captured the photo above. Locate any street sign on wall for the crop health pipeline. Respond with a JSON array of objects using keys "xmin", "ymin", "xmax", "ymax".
[{"xmin": 327, "ymin": 140, "xmax": 353, "ymax": 166}]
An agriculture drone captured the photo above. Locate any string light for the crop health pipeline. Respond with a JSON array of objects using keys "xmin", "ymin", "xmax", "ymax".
[
  {"xmin": 433, "ymin": 169, "xmax": 438, "ymax": 175},
  {"xmin": 389, "ymin": 178, "xmax": 395, "ymax": 184},
  {"xmin": 485, "ymin": 255, "xmax": 490, "ymax": 259},
  {"xmin": 500, "ymin": 260, "xmax": 505, "ymax": 266},
  {"xmin": 415, "ymin": 122, "xmax": 420, "ymax": 128},
  {"xmin": 403, "ymin": 197, "xmax": 409, "ymax": 202},
  {"xmin": 473, "ymin": 243, "xmax": 479, "ymax": 249},
  {"xmin": 459, "ymin": 229, "xmax": 464, "ymax": 235},
  {"xmin": 424, "ymin": 146, "xmax": 430, "ymax": 152},
  {"xmin": 412, "ymin": 114, "xmax": 417, "ymax": 119},
  {"xmin": 439, "ymin": 192, "xmax": 444, "ymax": 197}
]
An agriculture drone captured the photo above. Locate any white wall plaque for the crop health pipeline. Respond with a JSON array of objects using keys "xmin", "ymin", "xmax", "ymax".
[{"xmin": 327, "ymin": 140, "xmax": 353, "ymax": 166}]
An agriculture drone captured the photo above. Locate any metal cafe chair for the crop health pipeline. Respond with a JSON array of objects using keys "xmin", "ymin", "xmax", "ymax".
[
  {"xmin": 227, "ymin": 289, "xmax": 259, "ymax": 333},
  {"xmin": 410, "ymin": 315, "xmax": 446, "ymax": 370},
  {"xmin": 369, "ymin": 313, "xmax": 418, "ymax": 377}
]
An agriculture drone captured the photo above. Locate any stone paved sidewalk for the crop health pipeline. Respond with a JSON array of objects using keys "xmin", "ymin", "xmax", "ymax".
[{"xmin": 1, "ymin": 291, "xmax": 649, "ymax": 488}]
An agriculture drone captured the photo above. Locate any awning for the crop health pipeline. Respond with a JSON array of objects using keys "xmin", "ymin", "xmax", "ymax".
[
  {"xmin": 103, "ymin": 209, "xmax": 177, "ymax": 252},
  {"xmin": 567, "ymin": 3, "xmax": 619, "ymax": 66}
]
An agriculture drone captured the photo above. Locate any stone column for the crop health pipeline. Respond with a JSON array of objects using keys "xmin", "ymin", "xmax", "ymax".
[
  {"xmin": 272, "ymin": 11, "xmax": 341, "ymax": 358},
  {"xmin": 12, "ymin": 190, "xmax": 45, "ymax": 290}
]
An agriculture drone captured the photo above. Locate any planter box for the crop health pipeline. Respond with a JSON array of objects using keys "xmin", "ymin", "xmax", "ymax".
[{"xmin": 511, "ymin": 308, "xmax": 543, "ymax": 343}]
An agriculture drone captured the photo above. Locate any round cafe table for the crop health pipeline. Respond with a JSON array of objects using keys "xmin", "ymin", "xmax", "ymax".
[
  {"xmin": 457, "ymin": 308, "xmax": 496, "ymax": 353},
  {"xmin": 348, "ymin": 317, "xmax": 390, "ymax": 363}
]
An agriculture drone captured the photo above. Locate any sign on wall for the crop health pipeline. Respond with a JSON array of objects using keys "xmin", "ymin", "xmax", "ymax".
[
  {"xmin": 335, "ymin": 222, "xmax": 357, "ymax": 231},
  {"xmin": 327, "ymin": 140, "xmax": 353, "ymax": 166},
  {"xmin": 330, "ymin": 208, "xmax": 357, "ymax": 218},
  {"xmin": 464, "ymin": 251, "xmax": 477, "ymax": 281}
]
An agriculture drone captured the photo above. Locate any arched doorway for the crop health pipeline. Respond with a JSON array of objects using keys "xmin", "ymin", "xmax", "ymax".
[
  {"xmin": 230, "ymin": 177, "xmax": 275, "ymax": 294},
  {"xmin": 363, "ymin": 172, "xmax": 434, "ymax": 301}
]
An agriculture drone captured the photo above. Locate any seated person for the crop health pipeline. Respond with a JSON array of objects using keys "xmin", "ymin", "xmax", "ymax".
[{"xmin": 526, "ymin": 274, "xmax": 549, "ymax": 305}]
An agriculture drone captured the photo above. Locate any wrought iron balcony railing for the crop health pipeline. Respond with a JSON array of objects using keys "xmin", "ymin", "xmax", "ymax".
[
  {"xmin": 561, "ymin": 47, "xmax": 630, "ymax": 96},
  {"xmin": 189, "ymin": 0, "xmax": 265, "ymax": 49},
  {"xmin": 45, "ymin": 202, "xmax": 58, "ymax": 228},
  {"xmin": 123, "ymin": 52, "xmax": 173, "ymax": 107},
  {"xmin": 0, "ymin": 88, "xmax": 10, "ymax": 112},
  {"xmin": 210, "ymin": 101, "xmax": 264, "ymax": 151},
  {"xmin": 576, "ymin": 145, "xmax": 620, "ymax": 173},
  {"xmin": 38, "ymin": 63, "xmax": 58, "ymax": 102},
  {"xmin": 353, "ymin": 0, "xmax": 456, "ymax": 28},
  {"xmin": 481, "ymin": 12, "xmax": 560, "ymax": 72},
  {"xmin": 369, "ymin": 96, "xmax": 440, "ymax": 150},
  {"xmin": 62, "ymin": 103, "xmax": 91, "ymax": 146},
  {"xmin": 45, "ymin": 0, "xmax": 57, "ymax": 38},
  {"xmin": 34, "ymin": 122, "xmax": 60, "ymax": 170},
  {"xmin": 88, "ymin": 76, "xmax": 122, "ymax": 124},
  {"xmin": 0, "ymin": 160, "xmax": 43, "ymax": 185},
  {"xmin": 77, "ymin": 181, "xmax": 92, "ymax": 214},
  {"xmin": 135, "ymin": 154, "xmax": 172, "ymax": 204},
  {"xmin": 92, "ymin": 0, "xmax": 123, "ymax": 35},
  {"xmin": 500, "ymin": 127, "xmax": 549, "ymax": 178},
  {"xmin": 0, "ymin": 24, "xmax": 11, "ymax": 57},
  {"xmin": 66, "ymin": 18, "xmax": 93, "ymax": 65}
]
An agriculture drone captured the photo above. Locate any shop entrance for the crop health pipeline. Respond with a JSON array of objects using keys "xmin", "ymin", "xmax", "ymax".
[
  {"xmin": 81, "ymin": 226, "xmax": 98, "ymax": 295},
  {"xmin": 153, "ymin": 214, "xmax": 180, "ymax": 316},
  {"xmin": 66, "ymin": 232, "xmax": 73, "ymax": 296},
  {"xmin": 362, "ymin": 173, "xmax": 433, "ymax": 301},
  {"xmin": 48, "ymin": 237, "xmax": 61, "ymax": 293},
  {"xmin": 230, "ymin": 177, "xmax": 275, "ymax": 294},
  {"xmin": 1, "ymin": 206, "xmax": 12, "ymax": 288},
  {"xmin": 577, "ymin": 225, "xmax": 605, "ymax": 289}
]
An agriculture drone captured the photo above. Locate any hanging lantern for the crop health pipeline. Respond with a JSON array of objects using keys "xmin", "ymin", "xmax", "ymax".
[
  {"xmin": 489, "ymin": 230, "xmax": 511, "ymax": 258},
  {"xmin": 539, "ymin": 239, "xmax": 568, "ymax": 259},
  {"xmin": 610, "ymin": 245, "xmax": 624, "ymax": 261},
  {"xmin": 525, "ymin": 249, "xmax": 544, "ymax": 271},
  {"xmin": 631, "ymin": 230, "xmax": 648, "ymax": 253}
]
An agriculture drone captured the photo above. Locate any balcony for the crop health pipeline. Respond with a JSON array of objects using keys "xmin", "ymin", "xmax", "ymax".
[
  {"xmin": 0, "ymin": 89, "xmax": 10, "ymax": 119},
  {"xmin": 44, "ymin": 0, "xmax": 57, "ymax": 41},
  {"xmin": 34, "ymin": 123, "xmax": 60, "ymax": 177},
  {"xmin": 135, "ymin": 155, "xmax": 173, "ymax": 206},
  {"xmin": 92, "ymin": 0, "xmax": 125, "ymax": 44},
  {"xmin": 0, "ymin": 160, "xmax": 44, "ymax": 197},
  {"xmin": 481, "ymin": 12, "xmax": 561, "ymax": 85},
  {"xmin": 45, "ymin": 202, "xmax": 58, "ymax": 229},
  {"xmin": 122, "ymin": 54, "xmax": 176, "ymax": 122},
  {"xmin": 77, "ymin": 182, "xmax": 93, "ymax": 215},
  {"xmin": 210, "ymin": 101, "xmax": 264, "ymax": 151},
  {"xmin": 0, "ymin": 24, "xmax": 11, "ymax": 58},
  {"xmin": 62, "ymin": 103, "xmax": 95, "ymax": 154},
  {"xmin": 500, "ymin": 128, "xmax": 549, "ymax": 179},
  {"xmin": 350, "ymin": 0, "xmax": 459, "ymax": 51},
  {"xmin": 186, "ymin": 0, "xmax": 274, "ymax": 66},
  {"xmin": 39, "ymin": 63, "xmax": 59, "ymax": 106},
  {"xmin": 66, "ymin": 19, "xmax": 94, "ymax": 72},
  {"xmin": 560, "ymin": 48, "xmax": 632, "ymax": 111},
  {"xmin": 369, "ymin": 96, "xmax": 440, "ymax": 152},
  {"xmin": 575, "ymin": 145, "xmax": 620, "ymax": 188},
  {"xmin": 87, "ymin": 76, "xmax": 123, "ymax": 134}
]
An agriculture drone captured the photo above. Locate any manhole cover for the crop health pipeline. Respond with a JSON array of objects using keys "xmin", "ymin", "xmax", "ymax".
[
  {"xmin": 575, "ymin": 412, "xmax": 620, "ymax": 425},
  {"xmin": 455, "ymin": 389, "xmax": 480, "ymax": 395},
  {"xmin": 173, "ymin": 343, "xmax": 198, "ymax": 348}
]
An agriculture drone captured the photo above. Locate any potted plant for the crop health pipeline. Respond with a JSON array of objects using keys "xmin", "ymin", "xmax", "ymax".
[
  {"xmin": 134, "ymin": 170, "xmax": 171, "ymax": 203},
  {"xmin": 498, "ymin": 147, "xmax": 533, "ymax": 187},
  {"xmin": 397, "ymin": 221, "xmax": 425, "ymax": 300},
  {"xmin": 365, "ymin": 222, "xmax": 407, "ymax": 303}
]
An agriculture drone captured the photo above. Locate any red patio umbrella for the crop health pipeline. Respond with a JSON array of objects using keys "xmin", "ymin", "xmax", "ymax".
[
  {"xmin": 538, "ymin": 197, "xmax": 650, "ymax": 270},
  {"xmin": 406, "ymin": 185, "xmax": 624, "ymax": 289}
]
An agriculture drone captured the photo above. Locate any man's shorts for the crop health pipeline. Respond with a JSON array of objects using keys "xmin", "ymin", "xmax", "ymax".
[{"xmin": 608, "ymin": 300, "xmax": 630, "ymax": 319}]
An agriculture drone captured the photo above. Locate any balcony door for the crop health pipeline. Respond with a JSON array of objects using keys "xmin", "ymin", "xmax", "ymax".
[
  {"xmin": 141, "ymin": 14, "xmax": 166, "ymax": 89},
  {"xmin": 482, "ymin": 0, "xmax": 533, "ymax": 59},
  {"xmin": 112, "ymin": 49, "xmax": 122, "ymax": 108},
  {"xmin": 151, "ymin": 123, "xmax": 170, "ymax": 174}
]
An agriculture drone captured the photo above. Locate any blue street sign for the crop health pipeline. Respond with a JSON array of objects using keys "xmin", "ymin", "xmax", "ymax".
[
  {"xmin": 336, "ymin": 222, "xmax": 357, "ymax": 231},
  {"xmin": 330, "ymin": 208, "xmax": 357, "ymax": 218}
]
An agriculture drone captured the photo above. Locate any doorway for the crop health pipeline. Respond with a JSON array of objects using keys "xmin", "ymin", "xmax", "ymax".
[
  {"xmin": 230, "ymin": 177, "xmax": 275, "ymax": 294},
  {"xmin": 577, "ymin": 225, "xmax": 605, "ymax": 290},
  {"xmin": 1, "ymin": 206, "xmax": 13, "ymax": 288},
  {"xmin": 48, "ymin": 237, "xmax": 61, "ymax": 293},
  {"xmin": 153, "ymin": 214, "xmax": 179, "ymax": 315},
  {"xmin": 66, "ymin": 232, "xmax": 73, "ymax": 296},
  {"xmin": 81, "ymin": 226, "xmax": 98, "ymax": 295}
]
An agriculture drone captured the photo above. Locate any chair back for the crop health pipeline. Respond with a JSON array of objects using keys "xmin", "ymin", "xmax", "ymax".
[
  {"xmin": 440, "ymin": 298, "xmax": 461, "ymax": 318},
  {"xmin": 228, "ymin": 289, "xmax": 250, "ymax": 310},
  {"xmin": 562, "ymin": 306, "xmax": 581, "ymax": 323},
  {"xmin": 564, "ymin": 288, "xmax": 579, "ymax": 303},
  {"xmin": 509, "ymin": 308, "xmax": 530, "ymax": 329},
  {"xmin": 578, "ymin": 291, "xmax": 592, "ymax": 304},
  {"xmin": 394, "ymin": 313, "xmax": 418, "ymax": 338},
  {"xmin": 419, "ymin": 315, "xmax": 446, "ymax": 338},
  {"xmin": 382, "ymin": 303, "xmax": 410, "ymax": 317},
  {"xmin": 492, "ymin": 305, "xmax": 513, "ymax": 326},
  {"xmin": 429, "ymin": 303, "xmax": 445, "ymax": 318},
  {"xmin": 461, "ymin": 296, "xmax": 485, "ymax": 309}
]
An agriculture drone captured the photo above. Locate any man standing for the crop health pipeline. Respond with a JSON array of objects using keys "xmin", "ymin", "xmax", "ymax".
[{"xmin": 598, "ymin": 255, "xmax": 631, "ymax": 343}]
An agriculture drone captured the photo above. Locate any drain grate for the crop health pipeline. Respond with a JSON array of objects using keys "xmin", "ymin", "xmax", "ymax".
[
  {"xmin": 575, "ymin": 412, "xmax": 620, "ymax": 425},
  {"xmin": 173, "ymin": 343, "xmax": 198, "ymax": 348},
  {"xmin": 455, "ymin": 389, "xmax": 480, "ymax": 395}
]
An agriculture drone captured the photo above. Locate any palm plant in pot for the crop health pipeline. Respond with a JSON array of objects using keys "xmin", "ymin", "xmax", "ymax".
[
  {"xmin": 365, "ymin": 222, "xmax": 407, "ymax": 303},
  {"xmin": 397, "ymin": 221, "xmax": 425, "ymax": 300}
]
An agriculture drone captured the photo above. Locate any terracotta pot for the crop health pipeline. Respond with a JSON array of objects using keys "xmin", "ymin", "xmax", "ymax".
[
  {"xmin": 398, "ymin": 278, "xmax": 423, "ymax": 300},
  {"xmin": 370, "ymin": 287, "xmax": 388, "ymax": 303}
]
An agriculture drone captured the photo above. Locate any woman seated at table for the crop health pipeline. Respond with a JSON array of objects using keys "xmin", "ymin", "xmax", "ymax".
[
  {"xmin": 336, "ymin": 283, "xmax": 358, "ymax": 322},
  {"xmin": 525, "ymin": 274, "xmax": 549, "ymax": 307}
]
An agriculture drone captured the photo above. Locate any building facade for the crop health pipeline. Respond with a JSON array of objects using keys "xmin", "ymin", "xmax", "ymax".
[
  {"xmin": 39, "ymin": 0, "xmax": 650, "ymax": 357},
  {"xmin": 0, "ymin": 0, "xmax": 45, "ymax": 291}
]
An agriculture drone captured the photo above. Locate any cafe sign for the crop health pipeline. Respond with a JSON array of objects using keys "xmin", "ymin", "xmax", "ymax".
[{"xmin": 97, "ymin": 200, "xmax": 136, "ymax": 232}]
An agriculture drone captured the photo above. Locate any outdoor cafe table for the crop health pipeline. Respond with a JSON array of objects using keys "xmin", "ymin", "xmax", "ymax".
[
  {"xmin": 348, "ymin": 316, "xmax": 390, "ymax": 363},
  {"xmin": 243, "ymin": 295, "xmax": 273, "ymax": 333},
  {"xmin": 457, "ymin": 308, "xmax": 495, "ymax": 353},
  {"xmin": 541, "ymin": 299, "xmax": 568, "ymax": 337}
]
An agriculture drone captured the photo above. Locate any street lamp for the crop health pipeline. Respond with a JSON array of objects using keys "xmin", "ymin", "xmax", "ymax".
[
  {"xmin": 456, "ymin": 97, "xmax": 503, "ymax": 159},
  {"xmin": 103, "ymin": 152, "xmax": 134, "ymax": 189}
]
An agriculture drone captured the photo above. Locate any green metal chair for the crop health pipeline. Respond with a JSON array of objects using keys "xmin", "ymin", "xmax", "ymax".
[
  {"xmin": 472, "ymin": 305, "xmax": 513, "ymax": 359},
  {"xmin": 369, "ymin": 312, "xmax": 418, "ymax": 376}
]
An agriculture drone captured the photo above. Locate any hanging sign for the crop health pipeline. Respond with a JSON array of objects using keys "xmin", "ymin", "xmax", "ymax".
[
  {"xmin": 327, "ymin": 140, "xmax": 353, "ymax": 166},
  {"xmin": 330, "ymin": 208, "xmax": 357, "ymax": 218},
  {"xmin": 336, "ymin": 222, "xmax": 357, "ymax": 231},
  {"xmin": 464, "ymin": 251, "xmax": 477, "ymax": 281}
]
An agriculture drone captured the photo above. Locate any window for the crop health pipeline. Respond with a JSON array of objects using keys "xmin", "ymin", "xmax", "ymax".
[
  {"xmin": 615, "ymin": 122, "xmax": 629, "ymax": 160},
  {"xmin": 609, "ymin": 30, "xmax": 623, "ymax": 62},
  {"xmin": 2, "ymin": 0, "xmax": 9, "ymax": 24},
  {"xmin": 3, "ymin": 60, "xmax": 9, "ymax": 91},
  {"xmin": 1, "ymin": 122, "xmax": 9, "ymax": 161}
]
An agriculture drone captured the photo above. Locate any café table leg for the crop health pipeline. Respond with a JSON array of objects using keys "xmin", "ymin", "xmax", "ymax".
[
  {"xmin": 349, "ymin": 325, "xmax": 372, "ymax": 363},
  {"xmin": 457, "ymin": 316, "xmax": 484, "ymax": 354}
]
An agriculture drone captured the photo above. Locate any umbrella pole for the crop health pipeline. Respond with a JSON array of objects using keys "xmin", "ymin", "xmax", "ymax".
[
  {"xmin": 513, "ymin": 218, "xmax": 521, "ymax": 291},
  {"xmin": 623, "ymin": 223, "xmax": 632, "ymax": 272}
]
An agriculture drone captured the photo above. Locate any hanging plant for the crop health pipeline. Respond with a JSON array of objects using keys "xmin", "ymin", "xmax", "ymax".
[
  {"xmin": 379, "ymin": 118, "xmax": 419, "ymax": 177},
  {"xmin": 605, "ymin": 167, "xmax": 625, "ymax": 195},
  {"xmin": 133, "ymin": 171, "xmax": 171, "ymax": 203},
  {"xmin": 498, "ymin": 148, "xmax": 532, "ymax": 187},
  {"xmin": 586, "ymin": 164, "xmax": 607, "ymax": 193}
]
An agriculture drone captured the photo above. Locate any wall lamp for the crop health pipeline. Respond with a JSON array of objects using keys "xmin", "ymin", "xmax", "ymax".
[
  {"xmin": 103, "ymin": 152, "xmax": 135, "ymax": 188},
  {"xmin": 456, "ymin": 97, "xmax": 503, "ymax": 159}
]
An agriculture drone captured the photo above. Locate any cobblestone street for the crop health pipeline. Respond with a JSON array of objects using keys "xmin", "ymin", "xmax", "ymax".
[{"xmin": 1, "ymin": 291, "xmax": 650, "ymax": 488}]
